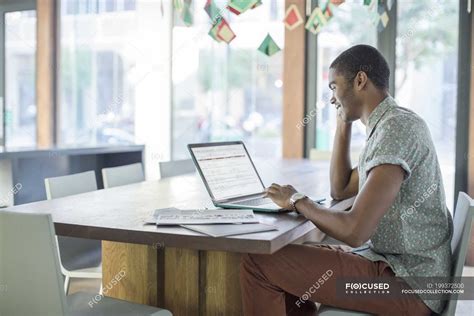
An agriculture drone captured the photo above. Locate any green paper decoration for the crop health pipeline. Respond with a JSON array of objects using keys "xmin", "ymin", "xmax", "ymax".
[
  {"xmin": 181, "ymin": 3, "xmax": 193, "ymax": 26},
  {"xmin": 204, "ymin": 0, "xmax": 222, "ymax": 22},
  {"xmin": 228, "ymin": 0, "xmax": 260, "ymax": 15},
  {"xmin": 258, "ymin": 34, "xmax": 281, "ymax": 57}
]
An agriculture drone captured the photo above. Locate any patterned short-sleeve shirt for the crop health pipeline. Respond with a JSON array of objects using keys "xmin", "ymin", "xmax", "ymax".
[{"xmin": 353, "ymin": 96, "xmax": 453, "ymax": 313}]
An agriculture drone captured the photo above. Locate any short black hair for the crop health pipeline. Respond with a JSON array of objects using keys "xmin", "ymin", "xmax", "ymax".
[{"xmin": 329, "ymin": 44, "xmax": 390, "ymax": 90}]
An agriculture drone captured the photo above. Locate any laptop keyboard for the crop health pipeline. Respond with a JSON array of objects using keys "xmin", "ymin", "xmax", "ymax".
[{"xmin": 237, "ymin": 198, "xmax": 274, "ymax": 206}]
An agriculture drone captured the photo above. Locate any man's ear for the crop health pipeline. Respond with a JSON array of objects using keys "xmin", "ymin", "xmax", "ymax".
[{"xmin": 354, "ymin": 71, "xmax": 368, "ymax": 91}]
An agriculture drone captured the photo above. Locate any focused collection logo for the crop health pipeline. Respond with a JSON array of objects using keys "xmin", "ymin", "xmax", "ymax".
[{"xmin": 344, "ymin": 282, "xmax": 391, "ymax": 294}]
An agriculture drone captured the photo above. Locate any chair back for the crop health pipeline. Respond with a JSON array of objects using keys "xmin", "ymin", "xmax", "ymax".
[
  {"xmin": 442, "ymin": 192, "xmax": 474, "ymax": 316},
  {"xmin": 45, "ymin": 171, "xmax": 98, "ymax": 199},
  {"xmin": 159, "ymin": 159, "xmax": 195, "ymax": 178},
  {"xmin": 44, "ymin": 171, "xmax": 101, "ymax": 271},
  {"xmin": 102, "ymin": 163, "xmax": 145, "ymax": 189},
  {"xmin": 0, "ymin": 211, "xmax": 67, "ymax": 316}
]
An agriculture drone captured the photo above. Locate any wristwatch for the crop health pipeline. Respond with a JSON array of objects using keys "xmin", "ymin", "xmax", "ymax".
[{"xmin": 289, "ymin": 193, "xmax": 307, "ymax": 211}]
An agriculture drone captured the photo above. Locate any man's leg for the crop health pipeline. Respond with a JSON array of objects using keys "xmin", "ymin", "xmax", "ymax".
[{"xmin": 240, "ymin": 244, "xmax": 431, "ymax": 316}]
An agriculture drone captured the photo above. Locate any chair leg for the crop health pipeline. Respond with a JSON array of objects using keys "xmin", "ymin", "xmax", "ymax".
[
  {"xmin": 99, "ymin": 281, "xmax": 103, "ymax": 295},
  {"xmin": 64, "ymin": 275, "xmax": 70, "ymax": 295}
]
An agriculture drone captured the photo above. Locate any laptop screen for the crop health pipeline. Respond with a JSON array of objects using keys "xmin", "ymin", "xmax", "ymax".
[{"xmin": 189, "ymin": 143, "xmax": 265, "ymax": 201}]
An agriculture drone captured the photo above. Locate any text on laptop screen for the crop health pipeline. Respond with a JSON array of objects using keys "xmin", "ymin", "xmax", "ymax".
[{"xmin": 191, "ymin": 144, "xmax": 264, "ymax": 201}]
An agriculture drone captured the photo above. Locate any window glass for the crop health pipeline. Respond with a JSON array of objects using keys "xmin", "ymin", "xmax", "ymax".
[
  {"xmin": 396, "ymin": 0, "xmax": 458, "ymax": 207},
  {"xmin": 314, "ymin": 1, "xmax": 377, "ymax": 157},
  {"xmin": 172, "ymin": 0, "xmax": 285, "ymax": 159},
  {"xmin": 59, "ymin": 0, "xmax": 162, "ymax": 146},
  {"xmin": 4, "ymin": 10, "xmax": 37, "ymax": 148}
]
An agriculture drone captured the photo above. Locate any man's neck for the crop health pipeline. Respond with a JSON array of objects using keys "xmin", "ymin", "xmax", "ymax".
[{"xmin": 360, "ymin": 91, "xmax": 389, "ymax": 126}]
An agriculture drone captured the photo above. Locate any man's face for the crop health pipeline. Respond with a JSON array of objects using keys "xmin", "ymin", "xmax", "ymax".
[{"xmin": 328, "ymin": 68, "xmax": 362, "ymax": 122}]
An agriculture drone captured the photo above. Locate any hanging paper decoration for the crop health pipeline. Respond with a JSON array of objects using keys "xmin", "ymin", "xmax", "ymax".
[
  {"xmin": 251, "ymin": 0, "xmax": 262, "ymax": 9},
  {"xmin": 363, "ymin": 0, "xmax": 377, "ymax": 12},
  {"xmin": 301, "ymin": 0, "xmax": 393, "ymax": 36},
  {"xmin": 377, "ymin": 1, "xmax": 389, "ymax": 32},
  {"xmin": 305, "ymin": 7, "xmax": 328, "ymax": 35},
  {"xmin": 181, "ymin": 1, "xmax": 194, "ymax": 27},
  {"xmin": 227, "ymin": 0, "xmax": 260, "ymax": 15},
  {"xmin": 323, "ymin": 3, "xmax": 333, "ymax": 21},
  {"xmin": 204, "ymin": 0, "xmax": 222, "ymax": 22},
  {"xmin": 378, "ymin": 10, "xmax": 389, "ymax": 31},
  {"xmin": 258, "ymin": 33, "xmax": 281, "ymax": 57},
  {"xmin": 386, "ymin": 0, "xmax": 394, "ymax": 10},
  {"xmin": 284, "ymin": 4, "xmax": 304, "ymax": 30},
  {"xmin": 208, "ymin": 21, "xmax": 222, "ymax": 42},
  {"xmin": 209, "ymin": 18, "xmax": 236, "ymax": 44},
  {"xmin": 217, "ymin": 19, "xmax": 236, "ymax": 43},
  {"xmin": 173, "ymin": 0, "xmax": 184, "ymax": 12}
]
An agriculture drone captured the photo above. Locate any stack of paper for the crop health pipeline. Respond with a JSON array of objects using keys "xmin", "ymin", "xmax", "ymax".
[
  {"xmin": 145, "ymin": 207, "xmax": 278, "ymax": 237},
  {"xmin": 153, "ymin": 208, "xmax": 258, "ymax": 225}
]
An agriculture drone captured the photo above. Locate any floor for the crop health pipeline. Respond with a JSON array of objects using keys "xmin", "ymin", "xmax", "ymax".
[{"xmin": 68, "ymin": 267, "xmax": 474, "ymax": 315}]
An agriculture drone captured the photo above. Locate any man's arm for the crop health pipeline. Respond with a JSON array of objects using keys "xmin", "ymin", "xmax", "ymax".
[
  {"xmin": 266, "ymin": 164, "xmax": 404, "ymax": 248},
  {"xmin": 330, "ymin": 119, "xmax": 359, "ymax": 200}
]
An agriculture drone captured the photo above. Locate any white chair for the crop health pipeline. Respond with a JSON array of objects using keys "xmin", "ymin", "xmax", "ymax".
[
  {"xmin": 45, "ymin": 171, "xmax": 102, "ymax": 294},
  {"xmin": 159, "ymin": 159, "xmax": 195, "ymax": 178},
  {"xmin": 0, "ymin": 210, "xmax": 172, "ymax": 316},
  {"xmin": 318, "ymin": 192, "xmax": 474, "ymax": 316},
  {"xmin": 101, "ymin": 163, "xmax": 145, "ymax": 189}
]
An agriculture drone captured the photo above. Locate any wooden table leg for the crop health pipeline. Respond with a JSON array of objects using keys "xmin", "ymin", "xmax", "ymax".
[
  {"xmin": 102, "ymin": 241, "xmax": 158, "ymax": 306},
  {"xmin": 163, "ymin": 248, "xmax": 200, "ymax": 315},
  {"xmin": 200, "ymin": 251, "xmax": 242, "ymax": 316},
  {"xmin": 103, "ymin": 243, "xmax": 243, "ymax": 316}
]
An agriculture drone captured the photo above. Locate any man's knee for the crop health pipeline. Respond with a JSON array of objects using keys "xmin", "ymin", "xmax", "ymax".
[{"xmin": 240, "ymin": 253, "xmax": 271, "ymax": 275}]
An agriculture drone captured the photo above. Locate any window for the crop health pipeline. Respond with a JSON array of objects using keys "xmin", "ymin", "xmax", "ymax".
[
  {"xmin": 171, "ymin": 0, "xmax": 285, "ymax": 159},
  {"xmin": 59, "ymin": 0, "xmax": 163, "ymax": 146},
  {"xmin": 4, "ymin": 10, "xmax": 37, "ymax": 148},
  {"xmin": 314, "ymin": 2, "xmax": 376, "ymax": 157},
  {"xmin": 396, "ymin": 0, "xmax": 459, "ymax": 207}
]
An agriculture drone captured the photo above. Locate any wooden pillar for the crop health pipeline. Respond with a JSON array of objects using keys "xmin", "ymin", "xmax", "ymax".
[
  {"xmin": 36, "ymin": 0, "xmax": 56, "ymax": 148},
  {"xmin": 282, "ymin": 0, "xmax": 306, "ymax": 158}
]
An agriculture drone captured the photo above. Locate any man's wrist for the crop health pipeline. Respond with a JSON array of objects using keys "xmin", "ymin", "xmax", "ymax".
[
  {"xmin": 289, "ymin": 193, "xmax": 308, "ymax": 212},
  {"xmin": 293, "ymin": 197, "xmax": 309, "ymax": 212}
]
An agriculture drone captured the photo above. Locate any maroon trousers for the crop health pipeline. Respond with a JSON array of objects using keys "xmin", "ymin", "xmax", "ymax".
[{"xmin": 240, "ymin": 244, "xmax": 431, "ymax": 316}]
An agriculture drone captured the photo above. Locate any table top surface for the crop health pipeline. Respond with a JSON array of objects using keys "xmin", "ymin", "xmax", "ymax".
[{"xmin": 4, "ymin": 159, "xmax": 330, "ymax": 254}]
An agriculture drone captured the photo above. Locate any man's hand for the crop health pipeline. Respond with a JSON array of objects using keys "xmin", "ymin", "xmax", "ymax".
[
  {"xmin": 336, "ymin": 105, "xmax": 350, "ymax": 123},
  {"xmin": 265, "ymin": 183, "xmax": 297, "ymax": 209}
]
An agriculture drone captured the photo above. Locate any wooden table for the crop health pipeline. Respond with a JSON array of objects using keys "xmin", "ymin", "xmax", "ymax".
[{"xmin": 5, "ymin": 159, "xmax": 330, "ymax": 315}]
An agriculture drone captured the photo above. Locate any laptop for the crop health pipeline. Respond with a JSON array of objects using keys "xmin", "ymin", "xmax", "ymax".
[{"xmin": 188, "ymin": 141, "xmax": 322, "ymax": 212}]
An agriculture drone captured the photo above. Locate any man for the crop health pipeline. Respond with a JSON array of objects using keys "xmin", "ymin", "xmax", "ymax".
[{"xmin": 240, "ymin": 45, "xmax": 452, "ymax": 315}]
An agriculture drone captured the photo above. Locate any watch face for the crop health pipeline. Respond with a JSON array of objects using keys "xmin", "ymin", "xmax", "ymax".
[{"xmin": 292, "ymin": 193, "xmax": 305, "ymax": 201}]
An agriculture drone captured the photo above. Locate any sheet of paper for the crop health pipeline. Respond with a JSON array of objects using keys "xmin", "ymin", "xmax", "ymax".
[{"xmin": 181, "ymin": 223, "xmax": 277, "ymax": 237}]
